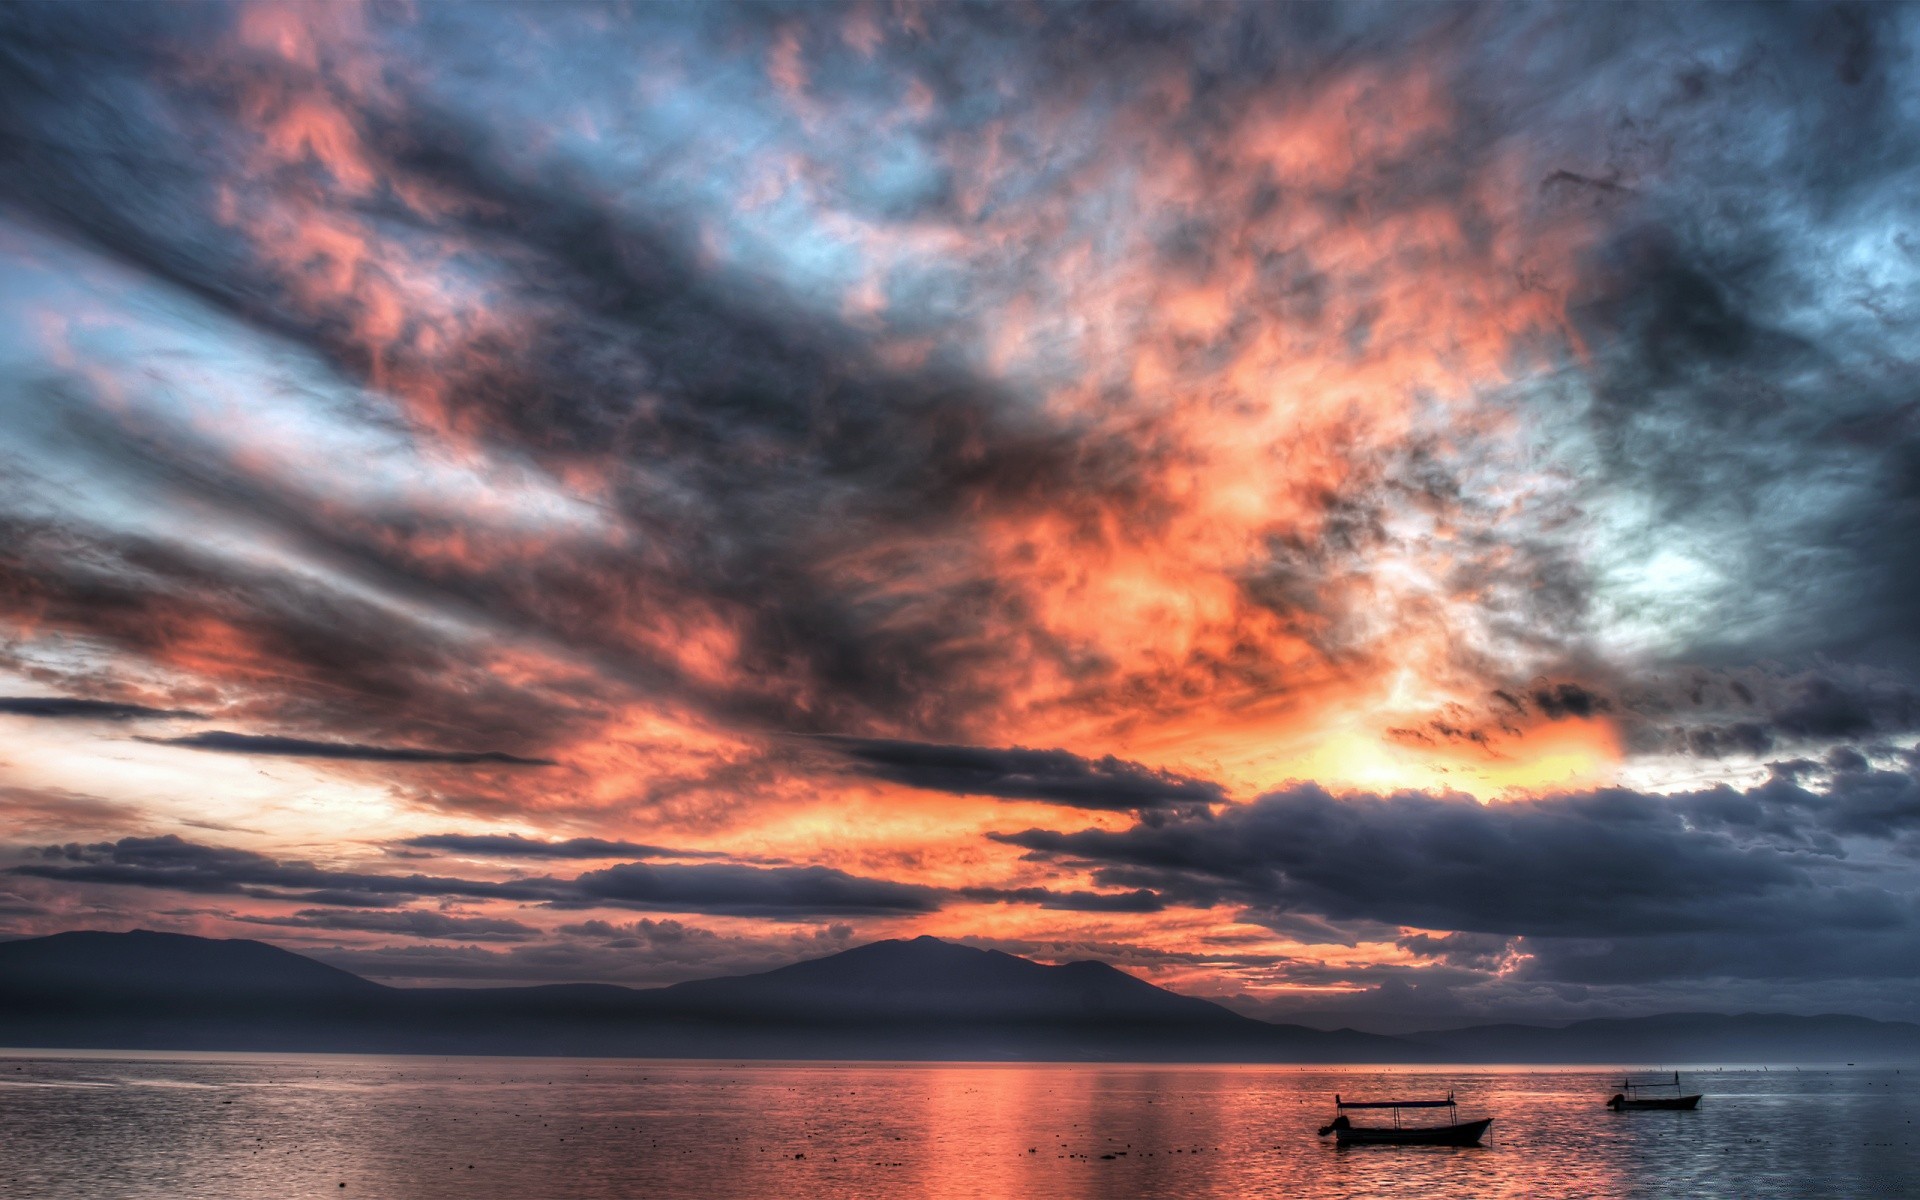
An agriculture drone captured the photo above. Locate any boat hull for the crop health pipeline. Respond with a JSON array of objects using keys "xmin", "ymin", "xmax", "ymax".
[
  {"xmin": 1332, "ymin": 1117, "xmax": 1493, "ymax": 1146},
  {"xmin": 1608, "ymin": 1095, "xmax": 1701, "ymax": 1110}
]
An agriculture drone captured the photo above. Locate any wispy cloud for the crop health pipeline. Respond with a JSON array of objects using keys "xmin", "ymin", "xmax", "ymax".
[
  {"xmin": 0, "ymin": 697, "xmax": 202, "ymax": 721},
  {"xmin": 144, "ymin": 732, "xmax": 556, "ymax": 766}
]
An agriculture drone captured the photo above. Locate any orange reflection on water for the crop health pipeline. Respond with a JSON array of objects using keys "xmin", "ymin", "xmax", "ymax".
[{"xmin": 46, "ymin": 1055, "xmax": 1920, "ymax": 1200}]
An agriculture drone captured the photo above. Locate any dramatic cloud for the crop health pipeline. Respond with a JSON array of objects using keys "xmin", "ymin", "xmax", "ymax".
[
  {"xmin": 567, "ymin": 862, "xmax": 941, "ymax": 918},
  {"xmin": 959, "ymin": 886, "xmax": 1167, "ymax": 915},
  {"xmin": 818, "ymin": 737, "xmax": 1225, "ymax": 811},
  {"xmin": 234, "ymin": 908, "xmax": 540, "ymax": 942},
  {"xmin": 0, "ymin": 696, "xmax": 201, "ymax": 720},
  {"xmin": 996, "ymin": 760, "xmax": 1920, "ymax": 1008},
  {"xmin": 401, "ymin": 834, "xmax": 727, "ymax": 860},
  {"xmin": 12, "ymin": 837, "xmax": 556, "ymax": 905},
  {"xmin": 6, "ymin": 834, "xmax": 1155, "ymax": 920},
  {"xmin": 144, "ymin": 732, "xmax": 556, "ymax": 766},
  {"xmin": 995, "ymin": 768, "xmax": 1920, "ymax": 942},
  {"xmin": 4, "ymin": 2, "xmax": 1920, "ymax": 1013}
]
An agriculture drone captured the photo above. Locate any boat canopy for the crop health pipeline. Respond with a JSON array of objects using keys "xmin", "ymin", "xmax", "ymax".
[{"xmin": 1334, "ymin": 1092, "xmax": 1455, "ymax": 1110}]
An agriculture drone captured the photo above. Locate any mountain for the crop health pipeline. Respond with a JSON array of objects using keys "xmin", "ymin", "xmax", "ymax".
[
  {"xmin": 0, "ymin": 930, "xmax": 1407, "ymax": 1061},
  {"xmin": 655, "ymin": 935, "xmax": 1252, "ymax": 1024},
  {"xmin": 5, "ymin": 930, "xmax": 1915, "ymax": 1064},
  {"xmin": 1409, "ymin": 1012, "xmax": 1920, "ymax": 1064},
  {"xmin": 0, "ymin": 929, "xmax": 379, "ymax": 999}
]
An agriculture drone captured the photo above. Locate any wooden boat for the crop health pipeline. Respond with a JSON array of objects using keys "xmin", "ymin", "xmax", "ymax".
[
  {"xmin": 1606, "ymin": 1072, "xmax": 1703, "ymax": 1110},
  {"xmin": 1317, "ymin": 1092, "xmax": 1492, "ymax": 1146}
]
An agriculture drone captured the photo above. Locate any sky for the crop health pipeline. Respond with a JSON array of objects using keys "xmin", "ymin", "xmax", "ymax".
[{"xmin": 3, "ymin": 0, "xmax": 1920, "ymax": 1028}]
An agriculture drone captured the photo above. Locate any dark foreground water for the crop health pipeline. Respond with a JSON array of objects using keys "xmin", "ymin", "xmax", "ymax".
[{"xmin": 2, "ymin": 1053, "xmax": 1916, "ymax": 1199}]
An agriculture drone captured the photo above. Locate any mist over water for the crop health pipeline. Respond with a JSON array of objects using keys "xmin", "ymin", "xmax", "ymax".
[{"xmin": 2, "ymin": 1054, "xmax": 1914, "ymax": 1199}]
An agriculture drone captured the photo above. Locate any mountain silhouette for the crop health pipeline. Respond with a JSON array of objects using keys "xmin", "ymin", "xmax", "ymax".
[
  {"xmin": 0, "ymin": 929, "xmax": 379, "ymax": 999},
  {"xmin": 2, "ymin": 930, "xmax": 1916, "ymax": 1063},
  {"xmin": 655, "ymin": 935, "xmax": 1253, "ymax": 1024},
  {"xmin": 0, "ymin": 929, "xmax": 1400, "ymax": 1060}
]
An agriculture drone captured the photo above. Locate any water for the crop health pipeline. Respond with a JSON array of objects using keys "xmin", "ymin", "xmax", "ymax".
[{"xmin": 1, "ymin": 1053, "xmax": 1915, "ymax": 1199}]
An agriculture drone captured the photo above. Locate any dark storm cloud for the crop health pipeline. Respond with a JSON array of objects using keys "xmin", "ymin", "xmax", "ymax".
[
  {"xmin": 1517, "ymin": 926, "xmax": 1920, "ymax": 989},
  {"xmin": 995, "ymin": 766, "xmax": 1920, "ymax": 943},
  {"xmin": 1656, "ymin": 671, "xmax": 1920, "ymax": 759},
  {"xmin": 146, "ymin": 731, "xmax": 556, "ymax": 766},
  {"xmin": 959, "ymin": 885, "xmax": 1166, "ymax": 914},
  {"xmin": 1686, "ymin": 722, "xmax": 1778, "ymax": 759},
  {"xmin": 568, "ymin": 862, "xmax": 941, "ymax": 918},
  {"xmin": 7, "ymin": 834, "xmax": 1152, "ymax": 919},
  {"xmin": 8, "ymin": 835, "xmax": 934, "ymax": 917},
  {"xmin": 0, "ymin": 696, "xmax": 201, "ymax": 720},
  {"xmin": 1428, "ymin": 668, "xmax": 1920, "ymax": 763},
  {"xmin": 817, "ymin": 736, "xmax": 1225, "ymax": 811},
  {"xmin": 12, "ymin": 836, "xmax": 556, "ymax": 904},
  {"xmin": 402, "ymin": 834, "xmax": 726, "ymax": 860},
  {"xmin": 1525, "ymin": 684, "xmax": 1610, "ymax": 722},
  {"xmin": 1769, "ymin": 677, "xmax": 1890, "ymax": 740}
]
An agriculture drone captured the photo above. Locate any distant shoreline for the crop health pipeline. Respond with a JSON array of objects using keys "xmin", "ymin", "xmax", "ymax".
[
  {"xmin": 7, "ymin": 931, "xmax": 1919, "ymax": 1067},
  {"xmin": 2, "ymin": 1046, "xmax": 1913, "ymax": 1071}
]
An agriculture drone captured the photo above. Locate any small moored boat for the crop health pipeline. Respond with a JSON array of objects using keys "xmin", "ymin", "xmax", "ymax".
[
  {"xmin": 1316, "ymin": 1091, "xmax": 1492, "ymax": 1146},
  {"xmin": 1606, "ymin": 1071, "xmax": 1702, "ymax": 1110}
]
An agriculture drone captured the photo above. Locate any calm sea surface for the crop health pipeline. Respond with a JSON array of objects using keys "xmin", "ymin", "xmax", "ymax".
[{"xmin": 2, "ymin": 1052, "xmax": 1915, "ymax": 1199}]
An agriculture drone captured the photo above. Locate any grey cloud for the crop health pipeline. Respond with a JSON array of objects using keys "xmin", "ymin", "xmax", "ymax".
[
  {"xmin": 959, "ymin": 885, "xmax": 1165, "ymax": 914},
  {"xmin": 401, "ymin": 834, "xmax": 726, "ymax": 860},
  {"xmin": 143, "ymin": 732, "xmax": 556, "ymax": 766},
  {"xmin": 1396, "ymin": 931, "xmax": 1520, "ymax": 972},
  {"xmin": 1526, "ymin": 683, "xmax": 1610, "ymax": 722},
  {"xmin": 10, "ymin": 834, "xmax": 1152, "ymax": 920},
  {"xmin": 1671, "ymin": 673, "xmax": 1920, "ymax": 759},
  {"xmin": 0, "ymin": 696, "xmax": 201, "ymax": 720},
  {"xmin": 818, "ymin": 736, "xmax": 1225, "ymax": 811},
  {"xmin": 1771, "ymin": 678, "xmax": 1885, "ymax": 740},
  {"xmin": 1502, "ymin": 921, "xmax": 1920, "ymax": 994},
  {"xmin": 310, "ymin": 918, "xmax": 859, "ymax": 987},
  {"xmin": 994, "ymin": 769, "xmax": 1920, "ymax": 942},
  {"xmin": 12, "ymin": 836, "xmax": 554, "ymax": 904},
  {"xmin": 1687, "ymin": 722, "xmax": 1776, "ymax": 759},
  {"xmin": 233, "ymin": 908, "xmax": 541, "ymax": 942},
  {"xmin": 10, "ymin": 836, "xmax": 924, "ymax": 917},
  {"xmin": 570, "ymin": 863, "xmax": 942, "ymax": 918}
]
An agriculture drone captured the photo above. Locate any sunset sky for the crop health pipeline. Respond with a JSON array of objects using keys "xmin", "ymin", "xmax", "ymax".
[{"xmin": 4, "ymin": 1, "xmax": 1920, "ymax": 1026}]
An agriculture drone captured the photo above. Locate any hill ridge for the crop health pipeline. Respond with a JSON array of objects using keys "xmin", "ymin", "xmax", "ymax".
[{"xmin": 3, "ymin": 930, "xmax": 1917, "ymax": 1063}]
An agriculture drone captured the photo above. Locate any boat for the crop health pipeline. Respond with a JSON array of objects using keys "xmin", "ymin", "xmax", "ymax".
[
  {"xmin": 1316, "ymin": 1091, "xmax": 1493, "ymax": 1146},
  {"xmin": 1606, "ymin": 1071, "xmax": 1703, "ymax": 1110}
]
